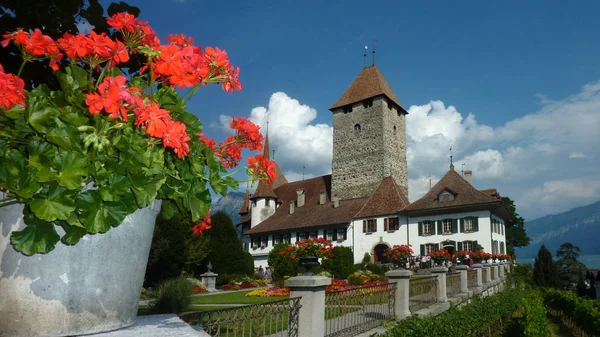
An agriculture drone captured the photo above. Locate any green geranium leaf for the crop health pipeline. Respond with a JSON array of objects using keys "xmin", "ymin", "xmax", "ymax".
[
  {"xmin": 70, "ymin": 65, "xmax": 88, "ymax": 88},
  {"xmin": 30, "ymin": 184, "xmax": 76, "ymax": 221},
  {"xmin": 26, "ymin": 88, "xmax": 58, "ymax": 133},
  {"xmin": 128, "ymin": 172, "xmax": 166, "ymax": 208},
  {"xmin": 3, "ymin": 104, "xmax": 25, "ymax": 119},
  {"xmin": 28, "ymin": 140, "xmax": 56, "ymax": 182},
  {"xmin": 0, "ymin": 149, "xmax": 40, "ymax": 198},
  {"xmin": 58, "ymin": 222, "xmax": 87, "ymax": 245},
  {"xmin": 76, "ymin": 190, "xmax": 130, "ymax": 233},
  {"xmin": 99, "ymin": 173, "xmax": 130, "ymax": 201},
  {"xmin": 11, "ymin": 209, "xmax": 60, "ymax": 255},
  {"xmin": 187, "ymin": 182, "xmax": 210, "ymax": 221},
  {"xmin": 47, "ymin": 125, "xmax": 81, "ymax": 151},
  {"xmin": 54, "ymin": 152, "xmax": 88, "ymax": 190},
  {"xmin": 159, "ymin": 199, "xmax": 180, "ymax": 220},
  {"xmin": 59, "ymin": 106, "xmax": 89, "ymax": 127}
]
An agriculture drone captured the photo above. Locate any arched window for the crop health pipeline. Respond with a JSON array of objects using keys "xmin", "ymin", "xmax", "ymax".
[
  {"xmin": 354, "ymin": 124, "xmax": 361, "ymax": 132},
  {"xmin": 393, "ymin": 125, "xmax": 397, "ymax": 134}
]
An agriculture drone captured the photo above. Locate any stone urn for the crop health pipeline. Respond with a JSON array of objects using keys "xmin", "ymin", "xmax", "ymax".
[
  {"xmin": 298, "ymin": 256, "xmax": 320, "ymax": 275},
  {"xmin": 0, "ymin": 199, "xmax": 161, "ymax": 337}
]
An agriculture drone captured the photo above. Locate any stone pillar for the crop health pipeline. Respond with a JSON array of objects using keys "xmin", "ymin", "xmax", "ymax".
[
  {"xmin": 455, "ymin": 265, "xmax": 469, "ymax": 294},
  {"xmin": 385, "ymin": 269, "xmax": 412, "ymax": 319},
  {"xmin": 472, "ymin": 264, "xmax": 483, "ymax": 288},
  {"xmin": 285, "ymin": 276, "xmax": 331, "ymax": 337},
  {"xmin": 430, "ymin": 266, "xmax": 448, "ymax": 303},
  {"xmin": 483, "ymin": 264, "xmax": 492, "ymax": 284},
  {"xmin": 491, "ymin": 264, "xmax": 499, "ymax": 280},
  {"xmin": 200, "ymin": 271, "xmax": 217, "ymax": 292},
  {"xmin": 499, "ymin": 262, "xmax": 505, "ymax": 279}
]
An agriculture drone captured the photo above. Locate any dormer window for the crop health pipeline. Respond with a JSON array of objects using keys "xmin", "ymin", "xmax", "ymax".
[{"xmin": 438, "ymin": 189, "xmax": 455, "ymax": 202}]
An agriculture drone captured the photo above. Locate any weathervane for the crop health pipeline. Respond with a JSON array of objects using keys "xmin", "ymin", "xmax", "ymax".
[
  {"xmin": 372, "ymin": 40, "xmax": 377, "ymax": 65},
  {"xmin": 449, "ymin": 147, "xmax": 454, "ymax": 170},
  {"xmin": 461, "ymin": 163, "xmax": 465, "ymax": 177},
  {"xmin": 302, "ymin": 166, "xmax": 305, "ymax": 181},
  {"xmin": 364, "ymin": 45, "xmax": 368, "ymax": 68}
]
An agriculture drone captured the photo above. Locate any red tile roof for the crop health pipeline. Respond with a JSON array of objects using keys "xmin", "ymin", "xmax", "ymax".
[
  {"xmin": 329, "ymin": 65, "xmax": 406, "ymax": 111},
  {"xmin": 354, "ymin": 176, "xmax": 410, "ymax": 218},
  {"xmin": 237, "ymin": 189, "xmax": 250, "ymax": 215},
  {"xmin": 404, "ymin": 169, "xmax": 501, "ymax": 211},
  {"xmin": 245, "ymin": 175, "xmax": 369, "ymax": 235}
]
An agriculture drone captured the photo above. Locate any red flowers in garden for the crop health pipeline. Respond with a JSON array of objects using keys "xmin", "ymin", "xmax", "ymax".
[
  {"xmin": 192, "ymin": 210, "xmax": 212, "ymax": 236},
  {"xmin": 383, "ymin": 244, "xmax": 414, "ymax": 264}
]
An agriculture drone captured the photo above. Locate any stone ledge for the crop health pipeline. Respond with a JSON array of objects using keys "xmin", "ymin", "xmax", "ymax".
[
  {"xmin": 284, "ymin": 275, "xmax": 331, "ymax": 288},
  {"xmin": 81, "ymin": 314, "xmax": 205, "ymax": 337}
]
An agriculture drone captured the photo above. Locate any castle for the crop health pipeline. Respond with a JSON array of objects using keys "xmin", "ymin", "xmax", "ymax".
[{"xmin": 238, "ymin": 65, "xmax": 509, "ymax": 267}]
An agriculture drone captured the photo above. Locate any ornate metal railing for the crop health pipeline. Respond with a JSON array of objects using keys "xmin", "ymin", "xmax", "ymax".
[
  {"xmin": 324, "ymin": 282, "xmax": 396, "ymax": 337},
  {"xmin": 482, "ymin": 268, "xmax": 488, "ymax": 283},
  {"xmin": 409, "ymin": 276, "xmax": 438, "ymax": 312},
  {"xmin": 467, "ymin": 270, "xmax": 478, "ymax": 289},
  {"xmin": 446, "ymin": 273, "xmax": 461, "ymax": 297},
  {"xmin": 180, "ymin": 297, "xmax": 301, "ymax": 337}
]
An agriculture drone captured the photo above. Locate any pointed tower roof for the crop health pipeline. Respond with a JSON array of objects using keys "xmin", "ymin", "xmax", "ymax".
[
  {"xmin": 329, "ymin": 65, "xmax": 406, "ymax": 111},
  {"xmin": 250, "ymin": 135, "xmax": 281, "ymax": 199},
  {"xmin": 355, "ymin": 176, "xmax": 410, "ymax": 218},
  {"xmin": 237, "ymin": 188, "xmax": 250, "ymax": 215},
  {"xmin": 404, "ymin": 170, "xmax": 500, "ymax": 212}
]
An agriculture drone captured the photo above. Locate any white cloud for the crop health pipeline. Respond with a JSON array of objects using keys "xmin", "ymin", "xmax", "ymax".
[
  {"xmin": 221, "ymin": 92, "xmax": 332, "ymax": 178},
  {"xmin": 76, "ymin": 20, "xmax": 94, "ymax": 34},
  {"xmin": 233, "ymin": 80, "xmax": 600, "ymax": 220}
]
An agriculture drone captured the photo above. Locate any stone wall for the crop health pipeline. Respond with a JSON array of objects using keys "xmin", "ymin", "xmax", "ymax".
[{"xmin": 331, "ymin": 96, "xmax": 408, "ymax": 200}]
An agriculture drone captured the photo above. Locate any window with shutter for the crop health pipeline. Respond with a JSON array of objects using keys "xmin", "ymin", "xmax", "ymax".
[
  {"xmin": 418, "ymin": 222, "xmax": 423, "ymax": 236},
  {"xmin": 362, "ymin": 220, "xmax": 367, "ymax": 233},
  {"xmin": 452, "ymin": 219, "xmax": 458, "ymax": 233},
  {"xmin": 366, "ymin": 219, "xmax": 377, "ymax": 233},
  {"xmin": 384, "ymin": 218, "xmax": 388, "ymax": 231},
  {"xmin": 420, "ymin": 244, "xmax": 425, "ymax": 256},
  {"xmin": 442, "ymin": 219, "xmax": 452, "ymax": 234},
  {"xmin": 437, "ymin": 220, "xmax": 443, "ymax": 235},
  {"xmin": 458, "ymin": 242, "xmax": 463, "ymax": 250},
  {"xmin": 388, "ymin": 217, "xmax": 399, "ymax": 231},
  {"xmin": 473, "ymin": 218, "xmax": 479, "ymax": 232}
]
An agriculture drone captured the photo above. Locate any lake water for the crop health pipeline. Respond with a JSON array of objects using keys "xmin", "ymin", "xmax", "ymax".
[{"xmin": 519, "ymin": 254, "xmax": 600, "ymax": 269}]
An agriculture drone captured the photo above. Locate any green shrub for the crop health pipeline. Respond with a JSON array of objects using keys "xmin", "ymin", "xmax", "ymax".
[
  {"xmin": 521, "ymin": 290, "xmax": 549, "ymax": 337},
  {"xmin": 267, "ymin": 243, "xmax": 299, "ymax": 281},
  {"xmin": 321, "ymin": 246, "xmax": 354, "ymax": 279},
  {"xmin": 148, "ymin": 276, "xmax": 194, "ymax": 314},
  {"xmin": 216, "ymin": 273, "xmax": 250, "ymax": 287},
  {"xmin": 365, "ymin": 263, "xmax": 389, "ymax": 276},
  {"xmin": 362, "ymin": 253, "xmax": 371, "ymax": 264},
  {"xmin": 382, "ymin": 288, "xmax": 525, "ymax": 337}
]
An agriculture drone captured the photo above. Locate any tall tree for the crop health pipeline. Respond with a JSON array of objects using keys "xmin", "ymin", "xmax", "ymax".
[
  {"xmin": 203, "ymin": 211, "xmax": 254, "ymax": 276},
  {"xmin": 501, "ymin": 196, "xmax": 531, "ymax": 256},
  {"xmin": 556, "ymin": 242, "xmax": 587, "ymax": 287},
  {"xmin": 533, "ymin": 244, "xmax": 558, "ymax": 287},
  {"xmin": 0, "ymin": 0, "xmax": 140, "ymax": 89}
]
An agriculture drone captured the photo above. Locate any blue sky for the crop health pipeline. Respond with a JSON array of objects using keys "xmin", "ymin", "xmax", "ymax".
[{"xmin": 98, "ymin": 0, "xmax": 600, "ymax": 220}]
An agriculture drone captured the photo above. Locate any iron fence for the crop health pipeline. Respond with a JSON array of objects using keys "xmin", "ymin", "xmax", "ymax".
[
  {"xmin": 467, "ymin": 270, "xmax": 478, "ymax": 289},
  {"xmin": 324, "ymin": 282, "xmax": 396, "ymax": 337},
  {"xmin": 482, "ymin": 268, "xmax": 488, "ymax": 283},
  {"xmin": 180, "ymin": 297, "xmax": 301, "ymax": 337},
  {"xmin": 409, "ymin": 276, "xmax": 438, "ymax": 312},
  {"xmin": 446, "ymin": 273, "xmax": 461, "ymax": 297}
]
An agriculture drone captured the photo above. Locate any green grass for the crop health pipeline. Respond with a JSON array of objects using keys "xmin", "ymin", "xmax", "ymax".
[{"xmin": 190, "ymin": 290, "xmax": 287, "ymax": 305}]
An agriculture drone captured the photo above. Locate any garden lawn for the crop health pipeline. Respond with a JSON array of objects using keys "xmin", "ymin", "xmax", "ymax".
[{"xmin": 191, "ymin": 290, "xmax": 288, "ymax": 305}]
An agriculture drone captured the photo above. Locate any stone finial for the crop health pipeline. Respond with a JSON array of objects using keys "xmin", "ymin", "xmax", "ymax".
[{"xmin": 207, "ymin": 262, "xmax": 212, "ymax": 272}]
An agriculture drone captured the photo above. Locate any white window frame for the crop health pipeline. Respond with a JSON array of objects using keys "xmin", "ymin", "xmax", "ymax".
[
  {"xmin": 336, "ymin": 229, "xmax": 345, "ymax": 242},
  {"xmin": 443, "ymin": 219, "xmax": 452, "ymax": 234},
  {"xmin": 463, "ymin": 241, "xmax": 473, "ymax": 252},
  {"xmin": 464, "ymin": 218, "xmax": 473, "ymax": 232},
  {"xmin": 423, "ymin": 221, "xmax": 433, "ymax": 235},
  {"xmin": 388, "ymin": 217, "xmax": 400, "ymax": 231},
  {"xmin": 425, "ymin": 243, "xmax": 436, "ymax": 254},
  {"xmin": 325, "ymin": 229, "xmax": 334, "ymax": 242},
  {"xmin": 366, "ymin": 219, "xmax": 377, "ymax": 233}
]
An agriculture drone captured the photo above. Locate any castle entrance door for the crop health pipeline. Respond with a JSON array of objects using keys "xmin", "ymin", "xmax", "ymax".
[{"xmin": 373, "ymin": 244, "xmax": 390, "ymax": 263}]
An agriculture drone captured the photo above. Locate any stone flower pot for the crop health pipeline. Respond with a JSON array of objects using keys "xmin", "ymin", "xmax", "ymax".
[
  {"xmin": 298, "ymin": 256, "xmax": 320, "ymax": 275},
  {"xmin": 0, "ymin": 199, "xmax": 161, "ymax": 337}
]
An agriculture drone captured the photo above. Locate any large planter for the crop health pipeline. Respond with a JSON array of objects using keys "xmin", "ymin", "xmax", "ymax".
[
  {"xmin": 0, "ymin": 198, "xmax": 161, "ymax": 337},
  {"xmin": 298, "ymin": 256, "xmax": 320, "ymax": 275}
]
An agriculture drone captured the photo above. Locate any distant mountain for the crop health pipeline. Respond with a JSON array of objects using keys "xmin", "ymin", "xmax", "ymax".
[
  {"xmin": 211, "ymin": 191, "xmax": 245, "ymax": 227},
  {"xmin": 516, "ymin": 200, "xmax": 600, "ymax": 258}
]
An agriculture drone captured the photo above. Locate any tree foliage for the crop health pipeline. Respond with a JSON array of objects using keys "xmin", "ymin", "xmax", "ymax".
[
  {"xmin": 321, "ymin": 246, "xmax": 355, "ymax": 279},
  {"xmin": 533, "ymin": 244, "xmax": 558, "ymax": 288},
  {"xmin": 267, "ymin": 243, "xmax": 300, "ymax": 281},
  {"xmin": 556, "ymin": 242, "xmax": 587, "ymax": 288},
  {"xmin": 203, "ymin": 211, "xmax": 254, "ymax": 276},
  {"xmin": 501, "ymin": 196, "xmax": 531, "ymax": 256},
  {"xmin": 0, "ymin": 0, "xmax": 140, "ymax": 90},
  {"xmin": 145, "ymin": 213, "xmax": 210, "ymax": 287}
]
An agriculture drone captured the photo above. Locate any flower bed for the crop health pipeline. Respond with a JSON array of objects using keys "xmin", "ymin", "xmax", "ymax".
[
  {"xmin": 220, "ymin": 277, "xmax": 268, "ymax": 291},
  {"xmin": 192, "ymin": 284, "xmax": 208, "ymax": 294},
  {"xmin": 246, "ymin": 287, "xmax": 290, "ymax": 297}
]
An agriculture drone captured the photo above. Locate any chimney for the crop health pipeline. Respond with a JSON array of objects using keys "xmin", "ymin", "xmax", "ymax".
[
  {"xmin": 333, "ymin": 196, "xmax": 340, "ymax": 208},
  {"xmin": 296, "ymin": 189, "xmax": 305, "ymax": 207},
  {"xmin": 464, "ymin": 170, "xmax": 472, "ymax": 184},
  {"xmin": 289, "ymin": 201, "xmax": 295, "ymax": 214},
  {"xmin": 319, "ymin": 191, "xmax": 326, "ymax": 205}
]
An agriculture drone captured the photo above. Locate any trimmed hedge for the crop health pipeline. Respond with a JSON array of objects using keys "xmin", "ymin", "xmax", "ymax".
[
  {"xmin": 543, "ymin": 288, "xmax": 600, "ymax": 336},
  {"xmin": 382, "ymin": 288, "xmax": 525, "ymax": 337}
]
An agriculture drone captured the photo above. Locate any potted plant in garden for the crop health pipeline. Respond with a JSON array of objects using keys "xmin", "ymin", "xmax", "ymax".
[
  {"xmin": 427, "ymin": 248, "xmax": 451, "ymax": 266},
  {"xmin": 284, "ymin": 237, "xmax": 333, "ymax": 275},
  {"xmin": 383, "ymin": 244, "xmax": 413, "ymax": 269},
  {"xmin": 0, "ymin": 13, "xmax": 274, "ymax": 337},
  {"xmin": 453, "ymin": 250, "xmax": 470, "ymax": 265}
]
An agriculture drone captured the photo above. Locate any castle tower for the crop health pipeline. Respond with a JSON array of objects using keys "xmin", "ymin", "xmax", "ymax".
[{"xmin": 329, "ymin": 65, "xmax": 408, "ymax": 200}]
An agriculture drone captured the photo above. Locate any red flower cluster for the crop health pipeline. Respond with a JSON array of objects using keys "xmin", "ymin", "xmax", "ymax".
[
  {"xmin": 58, "ymin": 31, "xmax": 129, "ymax": 67},
  {"xmin": 427, "ymin": 248, "xmax": 451, "ymax": 261},
  {"xmin": 452, "ymin": 250, "xmax": 470, "ymax": 260},
  {"xmin": 247, "ymin": 155, "xmax": 276, "ymax": 183},
  {"xmin": 2, "ymin": 28, "xmax": 63, "ymax": 70},
  {"xmin": 191, "ymin": 210, "xmax": 212, "ymax": 236},
  {"xmin": 383, "ymin": 244, "xmax": 413, "ymax": 264},
  {"xmin": 106, "ymin": 12, "xmax": 159, "ymax": 48},
  {"xmin": 0, "ymin": 65, "xmax": 26, "ymax": 110}
]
